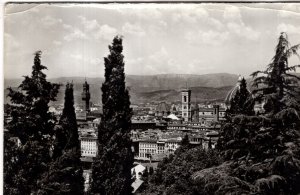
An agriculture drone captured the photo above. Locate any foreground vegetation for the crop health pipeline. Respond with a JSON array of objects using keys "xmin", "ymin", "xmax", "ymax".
[
  {"xmin": 140, "ymin": 33, "xmax": 300, "ymax": 195},
  {"xmin": 4, "ymin": 33, "xmax": 300, "ymax": 195}
]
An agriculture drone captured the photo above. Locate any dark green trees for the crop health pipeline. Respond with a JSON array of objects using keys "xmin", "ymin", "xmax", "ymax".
[
  {"xmin": 53, "ymin": 83, "xmax": 81, "ymax": 159},
  {"xmin": 214, "ymin": 33, "xmax": 300, "ymax": 194},
  {"xmin": 249, "ymin": 32, "xmax": 300, "ymax": 194},
  {"xmin": 7, "ymin": 51, "xmax": 60, "ymax": 144},
  {"xmin": 252, "ymin": 32, "xmax": 300, "ymax": 114},
  {"xmin": 5, "ymin": 51, "xmax": 60, "ymax": 194},
  {"xmin": 91, "ymin": 36, "xmax": 133, "ymax": 195},
  {"xmin": 4, "ymin": 133, "xmax": 20, "ymax": 194},
  {"xmin": 227, "ymin": 77, "xmax": 253, "ymax": 117},
  {"xmin": 144, "ymin": 147, "xmax": 222, "ymax": 195},
  {"xmin": 38, "ymin": 83, "xmax": 84, "ymax": 194},
  {"xmin": 174, "ymin": 134, "xmax": 190, "ymax": 156}
]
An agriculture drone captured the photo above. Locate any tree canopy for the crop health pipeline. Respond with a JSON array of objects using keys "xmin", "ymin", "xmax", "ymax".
[
  {"xmin": 5, "ymin": 51, "xmax": 60, "ymax": 194},
  {"xmin": 91, "ymin": 36, "xmax": 134, "ymax": 195},
  {"xmin": 38, "ymin": 83, "xmax": 84, "ymax": 194}
]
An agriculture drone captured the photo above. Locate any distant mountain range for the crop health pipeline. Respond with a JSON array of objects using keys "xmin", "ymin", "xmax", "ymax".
[{"xmin": 4, "ymin": 73, "xmax": 242, "ymax": 105}]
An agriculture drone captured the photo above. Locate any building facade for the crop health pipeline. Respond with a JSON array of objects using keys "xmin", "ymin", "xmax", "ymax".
[
  {"xmin": 138, "ymin": 140, "xmax": 158, "ymax": 159},
  {"xmin": 181, "ymin": 89, "xmax": 191, "ymax": 122},
  {"xmin": 80, "ymin": 136, "xmax": 98, "ymax": 157}
]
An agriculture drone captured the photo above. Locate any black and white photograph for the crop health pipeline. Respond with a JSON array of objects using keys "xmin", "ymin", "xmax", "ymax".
[{"xmin": 3, "ymin": 2, "xmax": 300, "ymax": 194}]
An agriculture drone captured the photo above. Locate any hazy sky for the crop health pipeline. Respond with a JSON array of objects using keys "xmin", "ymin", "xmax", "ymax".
[{"xmin": 4, "ymin": 3, "xmax": 300, "ymax": 79}]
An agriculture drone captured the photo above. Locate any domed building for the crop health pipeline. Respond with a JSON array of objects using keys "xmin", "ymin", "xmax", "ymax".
[
  {"xmin": 224, "ymin": 75, "xmax": 244, "ymax": 109},
  {"xmin": 155, "ymin": 102, "xmax": 171, "ymax": 117}
]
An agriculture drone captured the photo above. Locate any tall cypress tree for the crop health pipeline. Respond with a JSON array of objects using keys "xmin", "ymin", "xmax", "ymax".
[
  {"xmin": 38, "ymin": 83, "xmax": 84, "ymax": 194},
  {"xmin": 52, "ymin": 82, "xmax": 80, "ymax": 159},
  {"xmin": 91, "ymin": 36, "xmax": 133, "ymax": 195},
  {"xmin": 5, "ymin": 51, "xmax": 60, "ymax": 194}
]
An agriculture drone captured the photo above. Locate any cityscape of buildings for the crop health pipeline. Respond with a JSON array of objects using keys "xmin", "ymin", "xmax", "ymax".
[{"xmin": 4, "ymin": 76, "xmax": 262, "ymax": 192}]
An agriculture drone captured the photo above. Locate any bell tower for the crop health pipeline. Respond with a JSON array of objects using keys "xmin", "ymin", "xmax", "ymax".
[
  {"xmin": 181, "ymin": 89, "xmax": 191, "ymax": 122},
  {"xmin": 82, "ymin": 80, "xmax": 91, "ymax": 112}
]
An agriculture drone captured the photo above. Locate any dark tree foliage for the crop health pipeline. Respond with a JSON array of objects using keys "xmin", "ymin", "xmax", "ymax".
[
  {"xmin": 227, "ymin": 78, "xmax": 254, "ymax": 117},
  {"xmin": 37, "ymin": 83, "xmax": 84, "ymax": 194},
  {"xmin": 181, "ymin": 134, "xmax": 190, "ymax": 148},
  {"xmin": 4, "ymin": 133, "xmax": 20, "ymax": 195},
  {"xmin": 174, "ymin": 134, "xmax": 191, "ymax": 156},
  {"xmin": 91, "ymin": 36, "xmax": 134, "ymax": 195},
  {"xmin": 149, "ymin": 167, "xmax": 154, "ymax": 176},
  {"xmin": 52, "ymin": 83, "xmax": 80, "ymax": 159},
  {"xmin": 141, "ymin": 147, "xmax": 222, "ymax": 195},
  {"xmin": 212, "ymin": 33, "xmax": 300, "ymax": 194},
  {"xmin": 7, "ymin": 51, "xmax": 60, "ymax": 144},
  {"xmin": 143, "ymin": 167, "xmax": 149, "ymax": 179},
  {"xmin": 251, "ymin": 32, "xmax": 300, "ymax": 114},
  {"xmin": 5, "ymin": 51, "xmax": 60, "ymax": 194}
]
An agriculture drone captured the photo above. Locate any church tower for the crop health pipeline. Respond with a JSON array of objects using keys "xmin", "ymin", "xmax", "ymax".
[
  {"xmin": 82, "ymin": 80, "xmax": 91, "ymax": 112},
  {"xmin": 181, "ymin": 89, "xmax": 191, "ymax": 122}
]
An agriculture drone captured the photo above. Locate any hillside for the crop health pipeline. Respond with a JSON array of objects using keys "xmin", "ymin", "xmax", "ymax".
[
  {"xmin": 134, "ymin": 86, "xmax": 234, "ymax": 103},
  {"xmin": 4, "ymin": 73, "xmax": 241, "ymax": 105}
]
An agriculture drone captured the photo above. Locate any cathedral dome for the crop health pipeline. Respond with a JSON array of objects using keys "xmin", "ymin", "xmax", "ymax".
[
  {"xmin": 224, "ymin": 75, "xmax": 243, "ymax": 107},
  {"xmin": 224, "ymin": 85, "xmax": 240, "ymax": 107}
]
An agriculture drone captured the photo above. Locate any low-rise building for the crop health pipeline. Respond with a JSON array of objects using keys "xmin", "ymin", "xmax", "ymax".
[
  {"xmin": 138, "ymin": 139, "xmax": 157, "ymax": 159},
  {"xmin": 80, "ymin": 134, "xmax": 98, "ymax": 157}
]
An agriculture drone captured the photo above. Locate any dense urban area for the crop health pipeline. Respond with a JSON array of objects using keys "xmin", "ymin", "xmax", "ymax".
[{"xmin": 4, "ymin": 32, "xmax": 300, "ymax": 195}]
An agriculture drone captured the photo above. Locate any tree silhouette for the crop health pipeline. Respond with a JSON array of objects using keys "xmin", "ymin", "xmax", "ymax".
[
  {"xmin": 5, "ymin": 51, "xmax": 60, "ymax": 194},
  {"xmin": 38, "ymin": 83, "xmax": 84, "ymax": 194},
  {"xmin": 91, "ymin": 36, "xmax": 133, "ymax": 195}
]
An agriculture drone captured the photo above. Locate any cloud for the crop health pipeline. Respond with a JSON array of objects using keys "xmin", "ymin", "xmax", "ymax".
[
  {"xmin": 227, "ymin": 22, "xmax": 260, "ymax": 40},
  {"xmin": 70, "ymin": 53, "xmax": 101, "ymax": 66},
  {"xmin": 118, "ymin": 8, "xmax": 162, "ymax": 20},
  {"xmin": 64, "ymin": 28, "xmax": 87, "ymax": 41},
  {"xmin": 122, "ymin": 22, "xmax": 146, "ymax": 37},
  {"xmin": 223, "ymin": 6, "xmax": 242, "ymax": 22},
  {"xmin": 277, "ymin": 23, "xmax": 300, "ymax": 35},
  {"xmin": 53, "ymin": 40, "xmax": 62, "ymax": 46},
  {"xmin": 4, "ymin": 33, "xmax": 20, "ymax": 52},
  {"xmin": 94, "ymin": 24, "xmax": 117, "ymax": 41},
  {"xmin": 77, "ymin": 16, "xmax": 117, "ymax": 41},
  {"xmin": 172, "ymin": 7, "xmax": 209, "ymax": 24},
  {"xmin": 146, "ymin": 47, "xmax": 178, "ymax": 73},
  {"xmin": 63, "ymin": 23, "xmax": 87, "ymax": 41},
  {"xmin": 78, "ymin": 16, "xmax": 100, "ymax": 31},
  {"xmin": 223, "ymin": 6, "xmax": 260, "ymax": 41},
  {"xmin": 170, "ymin": 6, "xmax": 224, "ymax": 31},
  {"xmin": 41, "ymin": 15, "xmax": 62, "ymax": 28},
  {"xmin": 187, "ymin": 59, "xmax": 215, "ymax": 71},
  {"xmin": 278, "ymin": 4, "xmax": 300, "ymax": 18},
  {"xmin": 185, "ymin": 30, "xmax": 229, "ymax": 46},
  {"xmin": 126, "ymin": 47, "xmax": 177, "ymax": 74},
  {"xmin": 126, "ymin": 57, "xmax": 143, "ymax": 65}
]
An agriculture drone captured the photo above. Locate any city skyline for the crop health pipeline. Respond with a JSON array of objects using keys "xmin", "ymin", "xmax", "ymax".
[{"xmin": 4, "ymin": 3, "xmax": 300, "ymax": 79}]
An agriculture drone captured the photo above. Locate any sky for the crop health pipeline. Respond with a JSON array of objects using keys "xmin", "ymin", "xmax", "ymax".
[{"xmin": 4, "ymin": 3, "xmax": 300, "ymax": 79}]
